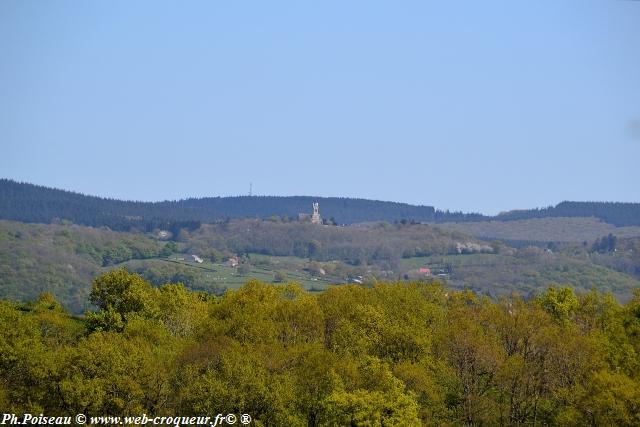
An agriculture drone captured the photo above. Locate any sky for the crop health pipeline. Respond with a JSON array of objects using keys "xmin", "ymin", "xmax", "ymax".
[{"xmin": 1, "ymin": 1, "xmax": 639, "ymax": 215}]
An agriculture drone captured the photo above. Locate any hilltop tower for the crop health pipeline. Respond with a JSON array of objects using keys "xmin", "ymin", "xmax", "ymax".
[{"xmin": 311, "ymin": 202, "xmax": 322, "ymax": 224}]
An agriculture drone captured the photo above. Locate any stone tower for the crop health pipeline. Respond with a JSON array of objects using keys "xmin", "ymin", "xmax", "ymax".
[{"xmin": 311, "ymin": 202, "xmax": 322, "ymax": 224}]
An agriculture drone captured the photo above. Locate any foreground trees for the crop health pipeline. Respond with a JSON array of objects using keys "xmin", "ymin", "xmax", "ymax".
[{"xmin": 1, "ymin": 269, "xmax": 639, "ymax": 425}]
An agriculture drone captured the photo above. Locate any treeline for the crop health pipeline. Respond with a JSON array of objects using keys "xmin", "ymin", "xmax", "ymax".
[
  {"xmin": 4, "ymin": 180, "xmax": 638, "ymax": 229},
  {"xmin": 0, "ymin": 179, "xmax": 203, "ymax": 232},
  {"xmin": 496, "ymin": 201, "xmax": 640, "ymax": 227},
  {"xmin": 0, "ymin": 179, "xmax": 484, "ymax": 229},
  {"xmin": 1, "ymin": 269, "xmax": 640, "ymax": 426}
]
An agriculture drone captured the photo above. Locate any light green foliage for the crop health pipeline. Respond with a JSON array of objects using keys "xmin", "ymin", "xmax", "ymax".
[
  {"xmin": 157, "ymin": 283, "xmax": 209, "ymax": 337},
  {"xmin": 321, "ymin": 357, "xmax": 420, "ymax": 426},
  {"xmin": 87, "ymin": 268, "xmax": 160, "ymax": 332},
  {"xmin": 558, "ymin": 370, "xmax": 640, "ymax": 426},
  {"xmin": 1, "ymin": 270, "xmax": 639, "ymax": 426},
  {"xmin": 536, "ymin": 286, "xmax": 579, "ymax": 322},
  {"xmin": 89, "ymin": 268, "xmax": 159, "ymax": 314}
]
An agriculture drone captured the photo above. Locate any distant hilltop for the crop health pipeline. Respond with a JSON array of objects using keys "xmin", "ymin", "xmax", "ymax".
[
  {"xmin": 0, "ymin": 179, "xmax": 639, "ymax": 231},
  {"xmin": 0, "ymin": 179, "xmax": 479, "ymax": 228}
]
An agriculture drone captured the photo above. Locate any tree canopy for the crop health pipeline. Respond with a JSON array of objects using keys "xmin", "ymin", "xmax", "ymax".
[{"xmin": 1, "ymin": 270, "xmax": 639, "ymax": 425}]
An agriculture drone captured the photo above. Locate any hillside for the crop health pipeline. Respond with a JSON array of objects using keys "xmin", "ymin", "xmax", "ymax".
[
  {"xmin": 495, "ymin": 201, "xmax": 640, "ymax": 226},
  {"xmin": 438, "ymin": 217, "xmax": 640, "ymax": 245},
  {"xmin": 2, "ymin": 180, "xmax": 639, "ymax": 312},
  {"xmin": 2, "ymin": 218, "xmax": 640, "ymax": 312},
  {"xmin": 402, "ymin": 251, "xmax": 640, "ymax": 302},
  {"xmin": 184, "ymin": 219, "xmax": 480, "ymax": 263},
  {"xmin": 0, "ymin": 220, "xmax": 168, "ymax": 312},
  {"xmin": 0, "ymin": 219, "xmax": 480, "ymax": 312}
]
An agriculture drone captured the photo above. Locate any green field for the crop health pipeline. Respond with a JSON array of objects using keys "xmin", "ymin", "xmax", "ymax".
[{"xmin": 126, "ymin": 254, "xmax": 342, "ymax": 293}]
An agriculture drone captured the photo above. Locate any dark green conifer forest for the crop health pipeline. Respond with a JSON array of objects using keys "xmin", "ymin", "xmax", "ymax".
[{"xmin": 4, "ymin": 180, "xmax": 640, "ymax": 230}]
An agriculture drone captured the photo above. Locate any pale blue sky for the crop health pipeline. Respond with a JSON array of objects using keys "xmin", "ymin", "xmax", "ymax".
[{"xmin": 1, "ymin": 1, "xmax": 639, "ymax": 214}]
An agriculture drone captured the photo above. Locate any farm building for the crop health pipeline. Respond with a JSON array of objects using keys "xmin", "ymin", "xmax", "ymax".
[
  {"xmin": 184, "ymin": 254, "xmax": 203, "ymax": 263},
  {"xmin": 157, "ymin": 230, "xmax": 171, "ymax": 239}
]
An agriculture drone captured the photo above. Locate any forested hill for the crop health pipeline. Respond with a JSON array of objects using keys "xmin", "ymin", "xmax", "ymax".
[
  {"xmin": 2, "ymin": 179, "xmax": 639, "ymax": 230},
  {"xmin": 496, "ymin": 201, "xmax": 640, "ymax": 227},
  {"xmin": 1, "ymin": 179, "xmax": 481, "ymax": 230}
]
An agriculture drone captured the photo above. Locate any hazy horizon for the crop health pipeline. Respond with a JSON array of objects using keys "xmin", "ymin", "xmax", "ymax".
[{"xmin": 2, "ymin": 1, "xmax": 639, "ymax": 215}]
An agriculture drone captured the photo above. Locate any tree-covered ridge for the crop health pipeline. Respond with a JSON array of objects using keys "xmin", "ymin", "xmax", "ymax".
[
  {"xmin": 438, "ymin": 217, "xmax": 640, "ymax": 244},
  {"xmin": 0, "ymin": 179, "xmax": 460, "ymax": 229},
  {"xmin": 2, "ymin": 270, "xmax": 640, "ymax": 425},
  {"xmin": 3, "ymin": 179, "xmax": 639, "ymax": 230},
  {"xmin": 496, "ymin": 201, "xmax": 640, "ymax": 227}
]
